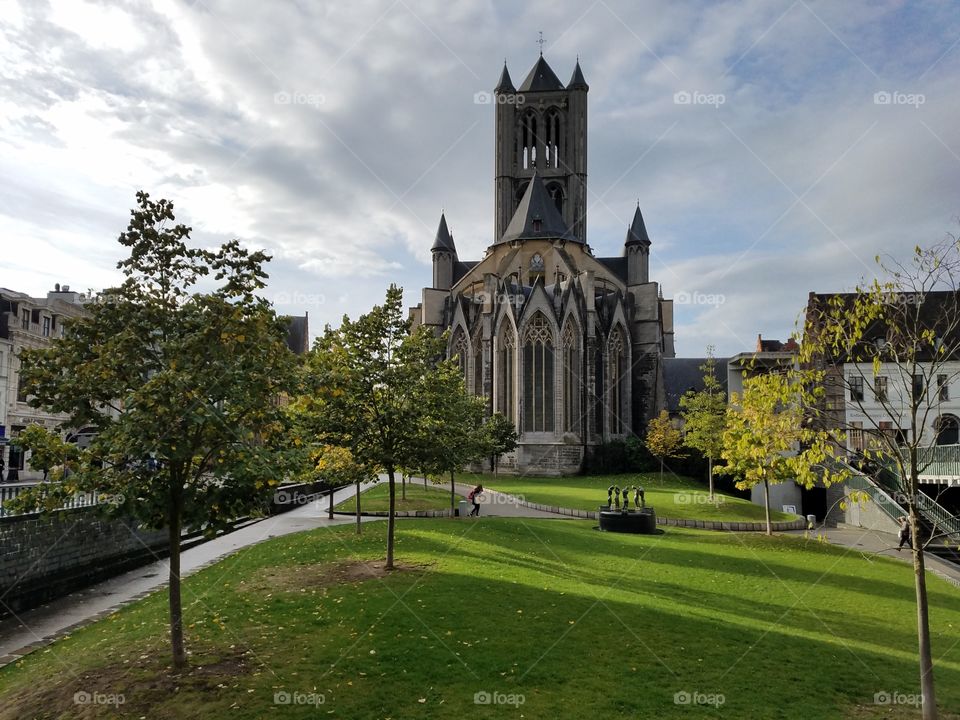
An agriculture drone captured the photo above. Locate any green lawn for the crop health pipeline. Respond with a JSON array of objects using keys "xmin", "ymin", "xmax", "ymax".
[
  {"xmin": 461, "ymin": 472, "xmax": 796, "ymax": 522},
  {"xmin": 334, "ymin": 481, "xmax": 456, "ymax": 512},
  {"xmin": 1, "ymin": 519, "xmax": 959, "ymax": 719}
]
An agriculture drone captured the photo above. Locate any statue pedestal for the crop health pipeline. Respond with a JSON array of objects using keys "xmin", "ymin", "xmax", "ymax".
[{"xmin": 598, "ymin": 508, "xmax": 657, "ymax": 534}]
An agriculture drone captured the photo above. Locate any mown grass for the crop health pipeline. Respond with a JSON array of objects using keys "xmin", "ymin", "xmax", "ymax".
[
  {"xmin": 334, "ymin": 481, "xmax": 455, "ymax": 512},
  {"xmin": 1, "ymin": 518, "xmax": 958, "ymax": 719},
  {"xmin": 460, "ymin": 472, "xmax": 796, "ymax": 522}
]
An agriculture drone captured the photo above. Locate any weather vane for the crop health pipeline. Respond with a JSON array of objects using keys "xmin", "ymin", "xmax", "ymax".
[{"xmin": 537, "ymin": 31, "xmax": 545, "ymax": 56}]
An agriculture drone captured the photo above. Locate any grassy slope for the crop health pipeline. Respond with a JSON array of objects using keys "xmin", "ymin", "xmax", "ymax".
[
  {"xmin": 461, "ymin": 472, "xmax": 795, "ymax": 522},
  {"xmin": 1, "ymin": 520, "xmax": 958, "ymax": 719},
  {"xmin": 334, "ymin": 481, "xmax": 455, "ymax": 512}
]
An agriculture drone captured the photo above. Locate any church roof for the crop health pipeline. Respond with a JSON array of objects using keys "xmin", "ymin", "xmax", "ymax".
[
  {"xmin": 431, "ymin": 212, "xmax": 457, "ymax": 253},
  {"xmin": 496, "ymin": 173, "xmax": 579, "ymax": 245},
  {"xmin": 624, "ymin": 205, "xmax": 651, "ymax": 247},
  {"xmin": 663, "ymin": 357, "xmax": 729, "ymax": 413},
  {"xmin": 517, "ymin": 56, "xmax": 564, "ymax": 93},
  {"xmin": 597, "ymin": 257, "xmax": 628, "ymax": 282},
  {"xmin": 495, "ymin": 63, "xmax": 515, "ymax": 93},
  {"xmin": 567, "ymin": 59, "xmax": 589, "ymax": 90}
]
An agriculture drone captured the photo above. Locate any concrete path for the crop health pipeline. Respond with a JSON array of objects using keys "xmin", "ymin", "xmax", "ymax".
[
  {"xmin": 438, "ymin": 479, "xmax": 575, "ymax": 520},
  {"xmin": 785, "ymin": 524, "xmax": 960, "ymax": 588},
  {"xmin": 0, "ymin": 481, "xmax": 380, "ymax": 664}
]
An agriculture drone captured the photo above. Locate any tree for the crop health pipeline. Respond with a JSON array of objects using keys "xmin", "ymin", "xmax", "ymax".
[
  {"xmin": 645, "ymin": 410, "xmax": 683, "ymax": 482},
  {"xmin": 12, "ymin": 423, "xmax": 80, "ymax": 482},
  {"xmin": 14, "ymin": 192, "xmax": 297, "ymax": 669},
  {"xmin": 484, "ymin": 412, "xmax": 518, "ymax": 478},
  {"xmin": 718, "ymin": 371, "xmax": 846, "ymax": 536},
  {"xmin": 679, "ymin": 349, "xmax": 727, "ymax": 500},
  {"xmin": 313, "ymin": 444, "xmax": 373, "ymax": 534},
  {"xmin": 296, "ymin": 286, "xmax": 456, "ymax": 569},
  {"xmin": 800, "ymin": 239, "xmax": 960, "ymax": 719}
]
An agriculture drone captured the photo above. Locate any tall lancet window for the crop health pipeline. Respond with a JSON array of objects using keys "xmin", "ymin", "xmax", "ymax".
[
  {"xmin": 522, "ymin": 313, "xmax": 555, "ymax": 433},
  {"xmin": 472, "ymin": 330, "xmax": 483, "ymax": 397},
  {"xmin": 452, "ymin": 328, "xmax": 469, "ymax": 382},
  {"xmin": 497, "ymin": 324, "xmax": 516, "ymax": 422},
  {"xmin": 520, "ymin": 110, "xmax": 538, "ymax": 169},
  {"xmin": 544, "ymin": 109, "xmax": 561, "ymax": 168},
  {"xmin": 608, "ymin": 327, "xmax": 627, "ymax": 435},
  {"xmin": 562, "ymin": 320, "xmax": 581, "ymax": 434}
]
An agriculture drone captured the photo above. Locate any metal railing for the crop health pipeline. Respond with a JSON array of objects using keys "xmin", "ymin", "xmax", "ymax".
[{"xmin": 0, "ymin": 482, "xmax": 104, "ymax": 519}]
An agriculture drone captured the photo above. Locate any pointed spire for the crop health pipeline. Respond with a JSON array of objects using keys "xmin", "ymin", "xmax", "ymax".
[
  {"xmin": 431, "ymin": 212, "xmax": 457, "ymax": 253},
  {"xmin": 518, "ymin": 56, "xmax": 564, "ymax": 92},
  {"xmin": 567, "ymin": 58, "xmax": 589, "ymax": 91},
  {"xmin": 497, "ymin": 173, "xmax": 579, "ymax": 245},
  {"xmin": 624, "ymin": 205, "xmax": 651, "ymax": 247},
  {"xmin": 495, "ymin": 62, "xmax": 515, "ymax": 94}
]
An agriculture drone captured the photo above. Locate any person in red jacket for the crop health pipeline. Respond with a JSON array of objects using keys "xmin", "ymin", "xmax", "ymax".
[{"xmin": 468, "ymin": 484, "xmax": 483, "ymax": 517}]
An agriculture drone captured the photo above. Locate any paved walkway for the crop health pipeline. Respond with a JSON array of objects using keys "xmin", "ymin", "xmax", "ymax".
[
  {"xmin": 785, "ymin": 524, "xmax": 960, "ymax": 588},
  {"xmin": 0, "ymin": 481, "xmax": 380, "ymax": 664}
]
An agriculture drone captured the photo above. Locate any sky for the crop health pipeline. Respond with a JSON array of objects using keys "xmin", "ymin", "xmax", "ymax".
[{"xmin": 0, "ymin": 0, "xmax": 958, "ymax": 357}]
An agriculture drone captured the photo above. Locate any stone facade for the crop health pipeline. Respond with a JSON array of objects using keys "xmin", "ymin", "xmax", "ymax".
[{"xmin": 410, "ymin": 56, "xmax": 674, "ymax": 475}]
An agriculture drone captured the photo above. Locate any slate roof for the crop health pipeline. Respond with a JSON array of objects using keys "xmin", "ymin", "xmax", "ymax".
[
  {"xmin": 663, "ymin": 357, "xmax": 729, "ymax": 413},
  {"xmin": 597, "ymin": 257, "xmax": 628, "ymax": 282},
  {"xmin": 624, "ymin": 205, "xmax": 651, "ymax": 247},
  {"xmin": 431, "ymin": 213, "xmax": 456, "ymax": 253},
  {"xmin": 495, "ymin": 63, "xmax": 515, "ymax": 93},
  {"xmin": 284, "ymin": 315, "xmax": 309, "ymax": 355},
  {"xmin": 567, "ymin": 59, "xmax": 589, "ymax": 90},
  {"xmin": 496, "ymin": 173, "xmax": 579, "ymax": 245},
  {"xmin": 517, "ymin": 56, "xmax": 564, "ymax": 93}
]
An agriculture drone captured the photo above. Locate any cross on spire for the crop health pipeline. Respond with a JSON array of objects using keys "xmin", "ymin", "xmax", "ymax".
[{"xmin": 537, "ymin": 31, "xmax": 545, "ymax": 56}]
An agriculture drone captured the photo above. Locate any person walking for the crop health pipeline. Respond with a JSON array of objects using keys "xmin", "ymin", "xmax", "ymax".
[
  {"xmin": 468, "ymin": 484, "xmax": 483, "ymax": 517},
  {"xmin": 897, "ymin": 516, "xmax": 912, "ymax": 551}
]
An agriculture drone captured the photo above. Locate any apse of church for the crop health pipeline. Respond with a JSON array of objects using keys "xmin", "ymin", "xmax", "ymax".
[{"xmin": 411, "ymin": 54, "xmax": 675, "ymax": 475}]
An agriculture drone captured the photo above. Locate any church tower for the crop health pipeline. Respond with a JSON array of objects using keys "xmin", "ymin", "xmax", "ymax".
[{"xmin": 494, "ymin": 56, "xmax": 588, "ymax": 243}]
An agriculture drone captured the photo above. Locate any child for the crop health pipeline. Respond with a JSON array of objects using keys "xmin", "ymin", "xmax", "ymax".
[{"xmin": 468, "ymin": 484, "xmax": 483, "ymax": 517}]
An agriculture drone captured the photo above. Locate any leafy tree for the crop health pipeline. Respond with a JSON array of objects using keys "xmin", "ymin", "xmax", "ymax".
[
  {"xmin": 313, "ymin": 444, "xmax": 373, "ymax": 533},
  {"xmin": 718, "ymin": 371, "xmax": 846, "ymax": 536},
  {"xmin": 644, "ymin": 409, "xmax": 683, "ymax": 482},
  {"xmin": 13, "ymin": 192, "xmax": 297, "ymax": 669},
  {"xmin": 679, "ymin": 349, "xmax": 727, "ymax": 499},
  {"xmin": 484, "ymin": 412, "xmax": 518, "ymax": 478},
  {"xmin": 296, "ymin": 285, "xmax": 461, "ymax": 568},
  {"xmin": 800, "ymin": 239, "xmax": 960, "ymax": 718},
  {"xmin": 12, "ymin": 423, "xmax": 80, "ymax": 482}
]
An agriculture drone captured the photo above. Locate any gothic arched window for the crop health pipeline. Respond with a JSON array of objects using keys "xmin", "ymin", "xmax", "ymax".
[
  {"xmin": 608, "ymin": 326, "xmax": 628, "ymax": 435},
  {"xmin": 520, "ymin": 111, "xmax": 538, "ymax": 169},
  {"xmin": 544, "ymin": 109, "xmax": 561, "ymax": 168},
  {"xmin": 472, "ymin": 329, "xmax": 484, "ymax": 397},
  {"xmin": 547, "ymin": 182, "xmax": 564, "ymax": 216},
  {"xmin": 497, "ymin": 323, "xmax": 516, "ymax": 422},
  {"xmin": 562, "ymin": 320, "xmax": 581, "ymax": 434},
  {"xmin": 522, "ymin": 313, "xmax": 554, "ymax": 433},
  {"xmin": 451, "ymin": 327, "xmax": 468, "ymax": 382}
]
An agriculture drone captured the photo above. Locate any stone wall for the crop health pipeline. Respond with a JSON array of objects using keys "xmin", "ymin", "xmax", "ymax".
[{"xmin": 0, "ymin": 507, "xmax": 169, "ymax": 616}]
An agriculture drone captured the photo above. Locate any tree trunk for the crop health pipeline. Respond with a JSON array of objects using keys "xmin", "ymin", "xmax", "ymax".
[
  {"xmin": 167, "ymin": 481, "xmax": 186, "ymax": 669},
  {"xmin": 907, "ymin": 480, "xmax": 938, "ymax": 719},
  {"xmin": 450, "ymin": 470, "xmax": 456, "ymax": 514},
  {"xmin": 707, "ymin": 455, "xmax": 714, "ymax": 501},
  {"xmin": 328, "ymin": 484, "xmax": 334, "ymax": 519},
  {"xmin": 763, "ymin": 478, "xmax": 772, "ymax": 536},
  {"xmin": 659, "ymin": 457, "xmax": 664, "ymax": 484},
  {"xmin": 402, "ymin": 473, "xmax": 407, "ymax": 501},
  {"xmin": 493, "ymin": 455, "xmax": 499, "ymax": 480},
  {"xmin": 386, "ymin": 468, "xmax": 396, "ymax": 570},
  {"xmin": 355, "ymin": 479, "xmax": 361, "ymax": 535}
]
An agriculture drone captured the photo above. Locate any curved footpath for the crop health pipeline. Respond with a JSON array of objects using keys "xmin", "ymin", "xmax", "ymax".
[{"xmin": 2, "ymin": 480, "xmax": 955, "ymax": 668}]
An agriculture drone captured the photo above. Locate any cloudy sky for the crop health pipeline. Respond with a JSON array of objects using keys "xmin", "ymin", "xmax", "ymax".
[{"xmin": 1, "ymin": 0, "xmax": 958, "ymax": 356}]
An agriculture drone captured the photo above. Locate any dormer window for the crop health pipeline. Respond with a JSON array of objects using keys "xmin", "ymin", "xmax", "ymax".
[{"xmin": 532, "ymin": 218, "xmax": 542, "ymax": 233}]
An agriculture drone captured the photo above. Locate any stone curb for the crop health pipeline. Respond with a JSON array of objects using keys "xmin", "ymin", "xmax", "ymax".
[
  {"xmin": 331, "ymin": 509, "xmax": 452, "ymax": 518},
  {"xmin": 510, "ymin": 497, "xmax": 805, "ymax": 532}
]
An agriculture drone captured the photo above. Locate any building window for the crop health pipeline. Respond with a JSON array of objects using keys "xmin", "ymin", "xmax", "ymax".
[
  {"xmin": 562, "ymin": 321, "xmax": 580, "ymax": 434},
  {"xmin": 497, "ymin": 326, "xmax": 516, "ymax": 422},
  {"xmin": 472, "ymin": 332, "xmax": 483, "ymax": 397},
  {"xmin": 913, "ymin": 374, "xmax": 925, "ymax": 402},
  {"xmin": 522, "ymin": 314, "xmax": 554, "ymax": 433},
  {"xmin": 938, "ymin": 374, "xmax": 949, "ymax": 401},
  {"xmin": 849, "ymin": 421, "xmax": 864, "ymax": 452},
  {"xmin": 874, "ymin": 376, "xmax": 888, "ymax": 402},
  {"xmin": 848, "ymin": 375, "xmax": 864, "ymax": 402},
  {"xmin": 16, "ymin": 375, "xmax": 27, "ymax": 403},
  {"xmin": 42, "ymin": 316, "xmax": 51, "ymax": 337},
  {"xmin": 451, "ymin": 328, "xmax": 469, "ymax": 381},
  {"xmin": 936, "ymin": 415, "xmax": 959, "ymax": 445},
  {"xmin": 609, "ymin": 328, "xmax": 627, "ymax": 435},
  {"xmin": 20, "ymin": 309, "xmax": 29, "ymax": 329}
]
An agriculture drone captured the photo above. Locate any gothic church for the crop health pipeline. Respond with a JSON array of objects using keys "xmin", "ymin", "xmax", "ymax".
[{"xmin": 411, "ymin": 55, "xmax": 675, "ymax": 475}]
